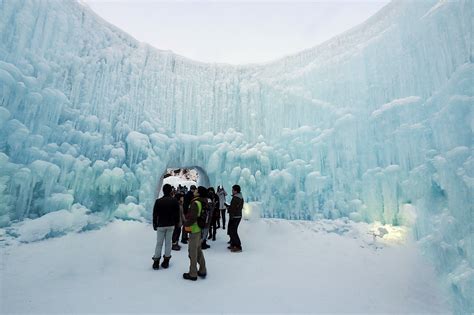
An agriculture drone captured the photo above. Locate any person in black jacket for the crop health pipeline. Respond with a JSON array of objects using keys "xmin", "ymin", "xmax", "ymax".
[
  {"xmin": 207, "ymin": 187, "xmax": 220, "ymax": 241},
  {"xmin": 181, "ymin": 185, "xmax": 197, "ymax": 244},
  {"xmin": 152, "ymin": 184, "xmax": 180, "ymax": 270},
  {"xmin": 227, "ymin": 184, "xmax": 244, "ymax": 253}
]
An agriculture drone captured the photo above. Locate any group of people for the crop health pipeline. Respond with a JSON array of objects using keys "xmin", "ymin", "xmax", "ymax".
[{"xmin": 151, "ymin": 183, "xmax": 244, "ymax": 281}]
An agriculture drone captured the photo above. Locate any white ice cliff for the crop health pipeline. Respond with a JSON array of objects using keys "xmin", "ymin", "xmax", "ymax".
[{"xmin": 0, "ymin": 0, "xmax": 472, "ymax": 311}]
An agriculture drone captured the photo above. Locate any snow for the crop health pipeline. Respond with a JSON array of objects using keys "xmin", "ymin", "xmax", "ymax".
[
  {"xmin": 1, "ymin": 219, "xmax": 449, "ymax": 314},
  {"xmin": 0, "ymin": 0, "xmax": 472, "ymax": 311}
]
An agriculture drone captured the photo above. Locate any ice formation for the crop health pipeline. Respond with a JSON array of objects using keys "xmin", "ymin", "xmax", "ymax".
[{"xmin": 0, "ymin": 0, "xmax": 472, "ymax": 311}]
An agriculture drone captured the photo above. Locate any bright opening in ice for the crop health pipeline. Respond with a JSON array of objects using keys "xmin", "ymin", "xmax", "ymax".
[
  {"xmin": 0, "ymin": 0, "xmax": 472, "ymax": 312},
  {"xmin": 157, "ymin": 168, "xmax": 200, "ymax": 197}
]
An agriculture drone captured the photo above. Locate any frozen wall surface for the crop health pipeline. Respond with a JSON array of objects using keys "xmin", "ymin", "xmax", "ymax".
[{"xmin": 0, "ymin": 0, "xmax": 472, "ymax": 311}]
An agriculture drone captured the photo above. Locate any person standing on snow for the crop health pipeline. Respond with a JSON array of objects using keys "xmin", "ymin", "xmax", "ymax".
[
  {"xmin": 216, "ymin": 185, "xmax": 227, "ymax": 229},
  {"xmin": 207, "ymin": 187, "xmax": 220, "ymax": 242},
  {"xmin": 182, "ymin": 186, "xmax": 208, "ymax": 281},
  {"xmin": 171, "ymin": 193, "xmax": 185, "ymax": 251},
  {"xmin": 200, "ymin": 188, "xmax": 212, "ymax": 250},
  {"xmin": 152, "ymin": 184, "xmax": 180, "ymax": 269},
  {"xmin": 181, "ymin": 185, "xmax": 197, "ymax": 244},
  {"xmin": 227, "ymin": 184, "xmax": 244, "ymax": 252}
]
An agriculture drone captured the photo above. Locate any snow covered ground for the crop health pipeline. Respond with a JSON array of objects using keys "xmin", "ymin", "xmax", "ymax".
[{"xmin": 1, "ymin": 218, "xmax": 449, "ymax": 313}]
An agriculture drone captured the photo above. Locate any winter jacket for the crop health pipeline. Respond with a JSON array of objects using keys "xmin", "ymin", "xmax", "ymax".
[
  {"xmin": 153, "ymin": 195, "xmax": 180, "ymax": 228},
  {"xmin": 217, "ymin": 189, "xmax": 227, "ymax": 209},
  {"xmin": 184, "ymin": 197, "xmax": 208, "ymax": 233},
  {"xmin": 211, "ymin": 195, "xmax": 220, "ymax": 219},
  {"xmin": 183, "ymin": 190, "xmax": 194, "ymax": 215},
  {"xmin": 228, "ymin": 193, "xmax": 244, "ymax": 219}
]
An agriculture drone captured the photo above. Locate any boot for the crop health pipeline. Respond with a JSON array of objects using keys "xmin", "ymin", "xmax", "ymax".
[
  {"xmin": 201, "ymin": 240, "xmax": 210, "ymax": 250},
  {"xmin": 183, "ymin": 273, "xmax": 197, "ymax": 281},
  {"xmin": 152, "ymin": 257, "xmax": 160, "ymax": 270},
  {"xmin": 161, "ymin": 255, "xmax": 171, "ymax": 269},
  {"xmin": 230, "ymin": 246, "xmax": 242, "ymax": 253},
  {"xmin": 172, "ymin": 243, "xmax": 181, "ymax": 251}
]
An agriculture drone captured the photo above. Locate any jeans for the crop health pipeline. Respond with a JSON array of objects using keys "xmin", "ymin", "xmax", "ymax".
[
  {"xmin": 153, "ymin": 226, "xmax": 174, "ymax": 259},
  {"xmin": 228, "ymin": 217, "xmax": 242, "ymax": 248},
  {"xmin": 201, "ymin": 227, "xmax": 209, "ymax": 242}
]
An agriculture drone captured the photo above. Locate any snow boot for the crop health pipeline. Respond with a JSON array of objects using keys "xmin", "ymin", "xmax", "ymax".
[
  {"xmin": 230, "ymin": 246, "xmax": 242, "ymax": 253},
  {"xmin": 183, "ymin": 273, "xmax": 197, "ymax": 281},
  {"xmin": 172, "ymin": 243, "xmax": 181, "ymax": 251},
  {"xmin": 161, "ymin": 255, "xmax": 171, "ymax": 269},
  {"xmin": 201, "ymin": 241, "xmax": 210, "ymax": 250},
  {"xmin": 152, "ymin": 257, "xmax": 160, "ymax": 270}
]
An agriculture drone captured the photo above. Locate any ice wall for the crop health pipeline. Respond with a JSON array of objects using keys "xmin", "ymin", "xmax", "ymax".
[{"xmin": 0, "ymin": 0, "xmax": 472, "ymax": 311}]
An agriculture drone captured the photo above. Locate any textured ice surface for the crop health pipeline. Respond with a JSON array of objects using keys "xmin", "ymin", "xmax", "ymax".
[{"xmin": 0, "ymin": 0, "xmax": 472, "ymax": 311}]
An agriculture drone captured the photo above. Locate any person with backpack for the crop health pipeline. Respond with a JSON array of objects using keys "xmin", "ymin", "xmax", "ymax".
[
  {"xmin": 181, "ymin": 185, "xmax": 197, "ymax": 244},
  {"xmin": 152, "ymin": 184, "xmax": 180, "ymax": 269},
  {"xmin": 227, "ymin": 184, "xmax": 244, "ymax": 253},
  {"xmin": 182, "ymin": 186, "xmax": 208, "ymax": 281},
  {"xmin": 216, "ymin": 186, "xmax": 227, "ymax": 229}
]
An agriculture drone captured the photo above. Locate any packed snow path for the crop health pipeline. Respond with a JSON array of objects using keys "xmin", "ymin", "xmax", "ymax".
[{"xmin": 1, "ymin": 219, "xmax": 448, "ymax": 313}]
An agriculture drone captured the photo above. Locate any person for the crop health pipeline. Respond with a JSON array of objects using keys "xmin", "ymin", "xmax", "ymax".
[
  {"xmin": 200, "ymin": 188, "xmax": 211, "ymax": 250},
  {"xmin": 181, "ymin": 185, "xmax": 197, "ymax": 244},
  {"xmin": 183, "ymin": 186, "xmax": 208, "ymax": 281},
  {"xmin": 217, "ymin": 186, "xmax": 227, "ymax": 229},
  {"xmin": 207, "ymin": 187, "xmax": 220, "ymax": 241},
  {"xmin": 152, "ymin": 184, "xmax": 180, "ymax": 269},
  {"xmin": 171, "ymin": 193, "xmax": 185, "ymax": 251},
  {"xmin": 227, "ymin": 184, "xmax": 244, "ymax": 253}
]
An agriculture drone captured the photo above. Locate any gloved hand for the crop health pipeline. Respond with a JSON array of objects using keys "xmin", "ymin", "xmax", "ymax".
[{"xmin": 153, "ymin": 225, "xmax": 157, "ymax": 231}]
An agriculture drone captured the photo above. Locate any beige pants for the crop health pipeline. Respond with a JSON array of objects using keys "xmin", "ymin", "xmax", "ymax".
[{"xmin": 188, "ymin": 231, "xmax": 206, "ymax": 277}]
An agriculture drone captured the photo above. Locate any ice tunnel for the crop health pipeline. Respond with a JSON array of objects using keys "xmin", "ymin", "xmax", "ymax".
[{"xmin": 0, "ymin": 0, "xmax": 472, "ymax": 311}]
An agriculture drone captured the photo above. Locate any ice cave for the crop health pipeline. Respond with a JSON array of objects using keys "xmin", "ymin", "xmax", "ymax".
[{"xmin": 0, "ymin": 0, "xmax": 472, "ymax": 313}]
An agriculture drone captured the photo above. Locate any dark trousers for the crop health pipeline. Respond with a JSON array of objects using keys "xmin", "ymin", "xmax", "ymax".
[
  {"xmin": 172, "ymin": 225, "xmax": 181, "ymax": 244},
  {"xmin": 228, "ymin": 217, "xmax": 241, "ymax": 248},
  {"xmin": 220, "ymin": 209, "xmax": 226, "ymax": 229},
  {"xmin": 209, "ymin": 217, "xmax": 218, "ymax": 240},
  {"xmin": 181, "ymin": 225, "xmax": 189, "ymax": 242}
]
